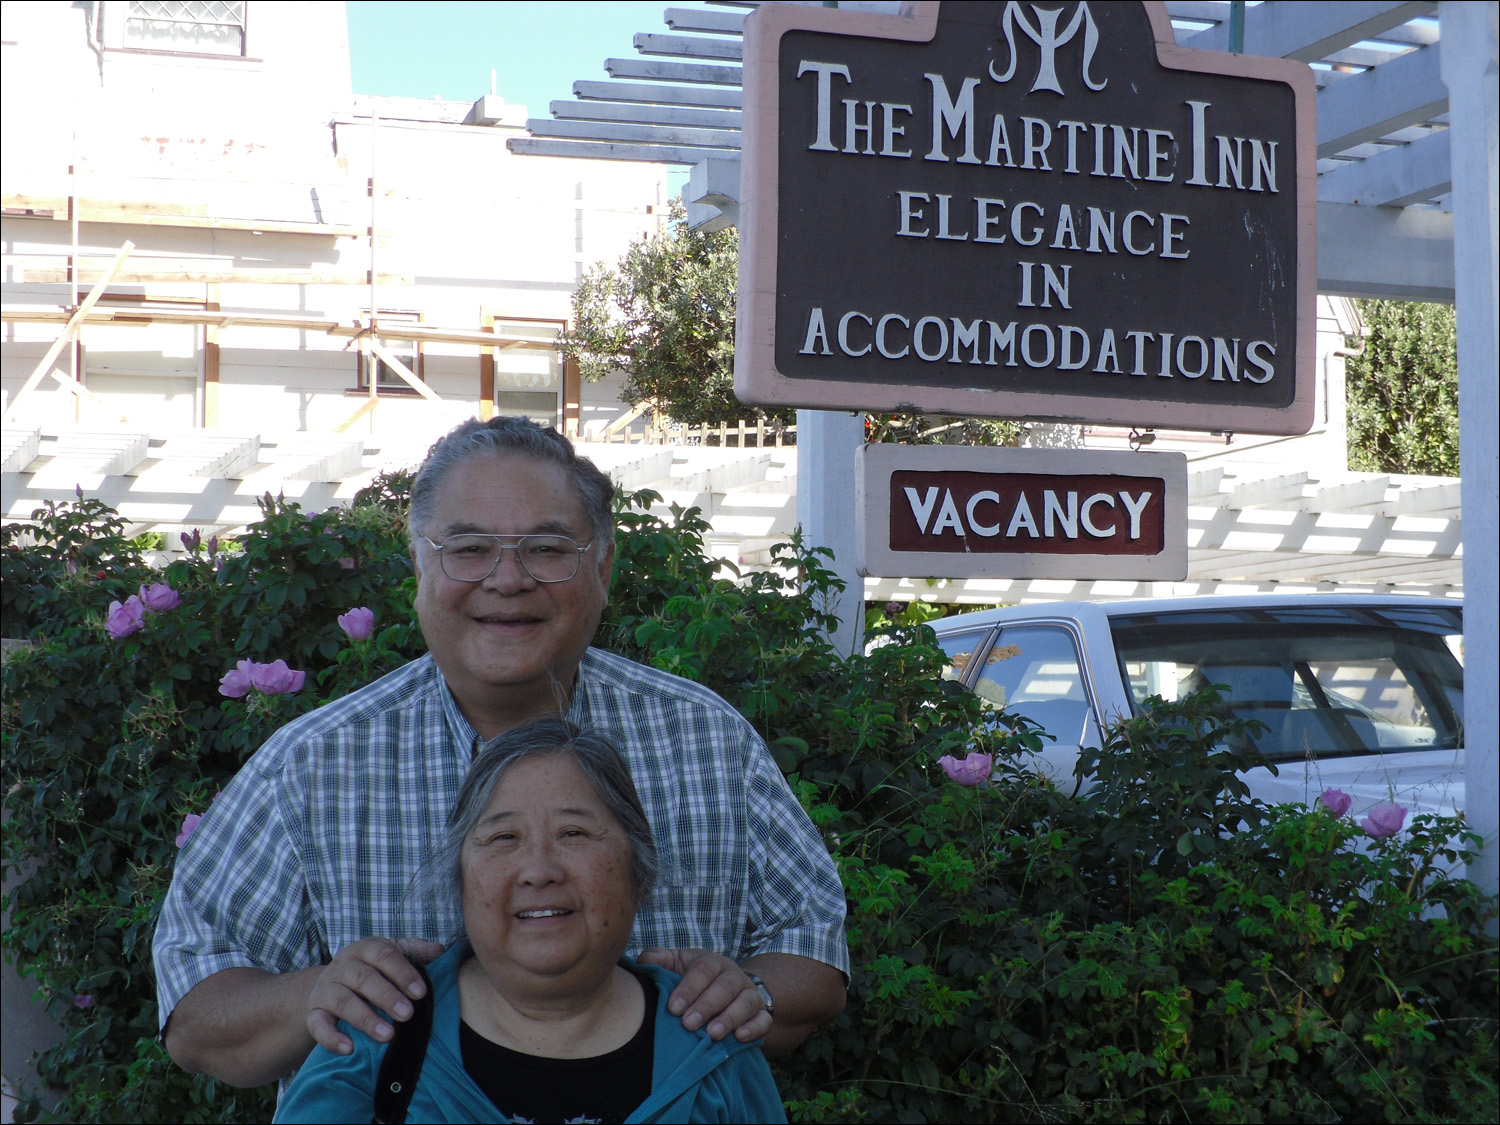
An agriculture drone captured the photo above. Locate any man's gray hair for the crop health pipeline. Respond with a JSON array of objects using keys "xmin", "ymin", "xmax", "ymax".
[
  {"xmin": 408, "ymin": 416, "xmax": 615, "ymax": 544},
  {"xmin": 414, "ymin": 718, "xmax": 658, "ymax": 941}
]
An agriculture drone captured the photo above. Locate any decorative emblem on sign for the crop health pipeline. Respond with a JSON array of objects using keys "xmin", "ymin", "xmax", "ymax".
[{"xmin": 991, "ymin": 1, "xmax": 1107, "ymax": 95}]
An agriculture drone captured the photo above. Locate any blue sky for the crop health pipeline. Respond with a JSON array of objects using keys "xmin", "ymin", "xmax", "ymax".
[{"xmin": 346, "ymin": 1, "xmax": 684, "ymax": 116}]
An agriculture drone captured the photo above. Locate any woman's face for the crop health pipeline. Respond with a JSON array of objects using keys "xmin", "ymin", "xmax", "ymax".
[{"xmin": 461, "ymin": 753, "xmax": 638, "ymax": 991}]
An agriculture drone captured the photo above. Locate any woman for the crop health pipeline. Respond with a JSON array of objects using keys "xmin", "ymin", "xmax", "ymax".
[{"xmin": 275, "ymin": 719, "xmax": 785, "ymax": 1123}]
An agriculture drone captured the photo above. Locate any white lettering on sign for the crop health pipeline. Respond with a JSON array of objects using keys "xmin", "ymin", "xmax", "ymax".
[
  {"xmin": 798, "ymin": 61, "xmax": 853, "ymax": 152},
  {"xmin": 798, "ymin": 307, "xmax": 1281, "ymax": 383},
  {"xmin": 895, "ymin": 197, "xmax": 1192, "ymax": 259},
  {"xmin": 905, "ymin": 485, "xmax": 1154, "ymax": 541},
  {"xmin": 795, "ymin": 59, "xmax": 1285, "ymax": 198}
]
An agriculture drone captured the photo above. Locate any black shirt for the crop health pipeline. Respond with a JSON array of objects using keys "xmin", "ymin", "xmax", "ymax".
[{"xmin": 459, "ymin": 969, "xmax": 657, "ymax": 1124}]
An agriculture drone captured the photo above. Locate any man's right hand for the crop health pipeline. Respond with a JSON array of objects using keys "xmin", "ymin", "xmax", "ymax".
[
  {"xmin": 306, "ymin": 938, "xmax": 446, "ymax": 1056},
  {"xmin": 164, "ymin": 938, "xmax": 447, "ymax": 1087}
]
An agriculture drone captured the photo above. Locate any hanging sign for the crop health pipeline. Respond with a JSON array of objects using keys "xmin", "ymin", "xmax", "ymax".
[
  {"xmin": 735, "ymin": 1, "xmax": 1317, "ymax": 434},
  {"xmin": 856, "ymin": 444, "xmax": 1188, "ymax": 578}
]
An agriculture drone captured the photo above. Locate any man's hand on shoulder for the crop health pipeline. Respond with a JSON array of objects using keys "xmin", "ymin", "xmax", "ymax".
[
  {"xmin": 637, "ymin": 947, "xmax": 772, "ymax": 1044},
  {"xmin": 164, "ymin": 937, "xmax": 447, "ymax": 1087},
  {"xmin": 637, "ymin": 947, "xmax": 845, "ymax": 1057},
  {"xmin": 307, "ymin": 938, "xmax": 446, "ymax": 1055}
]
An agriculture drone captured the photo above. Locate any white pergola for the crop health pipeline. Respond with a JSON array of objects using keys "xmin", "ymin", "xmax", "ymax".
[{"xmin": 509, "ymin": 1, "xmax": 1499, "ymax": 898}]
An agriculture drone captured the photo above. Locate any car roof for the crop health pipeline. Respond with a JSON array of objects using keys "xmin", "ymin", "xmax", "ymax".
[{"xmin": 929, "ymin": 592, "xmax": 1463, "ymax": 634}]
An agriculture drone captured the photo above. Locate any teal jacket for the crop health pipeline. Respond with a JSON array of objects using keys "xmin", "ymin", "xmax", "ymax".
[{"xmin": 274, "ymin": 947, "xmax": 787, "ymax": 1124}]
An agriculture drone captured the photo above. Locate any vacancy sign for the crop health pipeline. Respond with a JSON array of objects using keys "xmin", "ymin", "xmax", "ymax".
[
  {"xmin": 857, "ymin": 445, "xmax": 1187, "ymax": 579},
  {"xmin": 735, "ymin": 1, "xmax": 1316, "ymax": 434}
]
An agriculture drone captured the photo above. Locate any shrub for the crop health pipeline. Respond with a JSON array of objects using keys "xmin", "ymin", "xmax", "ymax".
[
  {"xmin": 2, "ymin": 487, "xmax": 422, "ymax": 1123},
  {"xmin": 3, "ymin": 484, "xmax": 1495, "ymax": 1123}
]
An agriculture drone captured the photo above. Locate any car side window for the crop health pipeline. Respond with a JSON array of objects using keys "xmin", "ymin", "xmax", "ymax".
[
  {"xmin": 970, "ymin": 625, "xmax": 1092, "ymax": 744},
  {"xmin": 935, "ymin": 630, "xmax": 993, "ymax": 685}
]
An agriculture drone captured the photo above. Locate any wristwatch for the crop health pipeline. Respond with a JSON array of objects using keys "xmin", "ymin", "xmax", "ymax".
[{"xmin": 745, "ymin": 972, "xmax": 775, "ymax": 1016}]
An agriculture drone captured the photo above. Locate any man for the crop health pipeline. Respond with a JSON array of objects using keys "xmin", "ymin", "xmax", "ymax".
[{"xmin": 154, "ymin": 417, "xmax": 848, "ymax": 1088}]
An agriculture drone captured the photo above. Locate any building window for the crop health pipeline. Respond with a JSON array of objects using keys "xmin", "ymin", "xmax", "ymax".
[
  {"xmin": 122, "ymin": 0, "xmax": 248, "ymax": 57},
  {"xmin": 492, "ymin": 318, "xmax": 564, "ymax": 427},
  {"xmin": 354, "ymin": 313, "xmax": 424, "ymax": 394}
]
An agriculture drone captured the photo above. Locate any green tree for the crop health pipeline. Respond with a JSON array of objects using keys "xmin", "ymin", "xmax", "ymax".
[
  {"xmin": 566, "ymin": 206, "xmax": 1021, "ymax": 442},
  {"xmin": 564, "ymin": 202, "xmax": 779, "ymax": 426},
  {"xmin": 1346, "ymin": 299, "xmax": 1459, "ymax": 475}
]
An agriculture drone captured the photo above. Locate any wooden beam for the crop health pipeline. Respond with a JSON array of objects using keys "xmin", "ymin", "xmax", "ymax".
[
  {"xmin": 572, "ymin": 80, "xmax": 741, "ymax": 108},
  {"xmin": 1, "ymin": 306, "xmax": 559, "ymax": 348},
  {"xmin": 524, "ymin": 117, "xmax": 740, "ymax": 149},
  {"xmin": 1317, "ymin": 129, "xmax": 1451, "ymax": 207},
  {"xmin": 3, "ymin": 240, "xmax": 133, "ymax": 425},
  {"xmin": 602, "ymin": 58, "xmax": 743, "ymax": 85},
  {"xmin": 204, "ymin": 290, "xmax": 221, "ymax": 428},
  {"xmin": 1317, "ymin": 201, "xmax": 1454, "ymax": 302},
  {"xmin": 46, "ymin": 367, "xmax": 131, "ymax": 424},
  {"xmin": 549, "ymin": 100, "xmax": 741, "ymax": 130},
  {"xmin": 1316, "ymin": 45, "xmax": 1447, "ymax": 156},
  {"xmin": 479, "ymin": 313, "xmax": 496, "ymax": 421},
  {"xmin": 366, "ymin": 340, "xmax": 443, "ymax": 403},
  {"xmin": 508, "ymin": 137, "xmax": 733, "ymax": 165},
  {"xmin": 663, "ymin": 7, "xmax": 746, "ymax": 35},
  {"xmin": 605, "ymin": 400, "xmax": 651, "ymax": 436},
  {"xmin": 563, "ymin": 352, "xmax": 581, "ymax": 437},
  {"xmin": 328, "ymin": 323, "xmax": 559, "ymax": 348},
  {"xmin": 334, "ymin": 394, "xmax": 379, "ymax": 433},
  {"xmin": 632, "ymin": 32, "xmax": 743, "ymax": 61},
  {"xmin": 0, "ymin": 193, "xmax": 361, "ymax": 236},
  {"xmin": 1179, "ymin": 1, "xmax": 1436, "ymax": 61}
]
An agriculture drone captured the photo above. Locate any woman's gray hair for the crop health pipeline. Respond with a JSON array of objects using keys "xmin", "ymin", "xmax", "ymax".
[
  {"xmin": 413, "ymin": 718, "xmax": 658, "ymax": 940},
  {"xmin": 408, "ymin": 416, "xmax": 616, "ymax": 544}
]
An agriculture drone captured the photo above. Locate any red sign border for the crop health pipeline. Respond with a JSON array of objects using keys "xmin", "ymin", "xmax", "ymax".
[{"xmin": 735, "ymin": 1, "xmax": 1318, "ymax": 435}]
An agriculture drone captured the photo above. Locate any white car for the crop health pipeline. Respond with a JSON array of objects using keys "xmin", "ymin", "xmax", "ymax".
[{"xmin": 929, "ymin": 594, "xmax": 1466, "ymax": 821}]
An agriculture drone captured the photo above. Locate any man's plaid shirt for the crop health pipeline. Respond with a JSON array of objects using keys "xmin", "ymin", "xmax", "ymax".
[{"xmin": 154, "ymin": 649, "xmax": 849, "ymax": 1025}]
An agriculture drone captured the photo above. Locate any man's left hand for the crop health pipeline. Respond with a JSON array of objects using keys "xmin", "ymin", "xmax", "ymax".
[{"xmin": 636, "ymin": 947, "xmax": 772, "ymax": 1043}]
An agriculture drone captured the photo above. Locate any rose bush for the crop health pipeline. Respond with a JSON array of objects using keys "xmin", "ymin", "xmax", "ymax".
[{"xmin": 2, "ymin": 481, "xmax": 1496, "ymax": 1124}]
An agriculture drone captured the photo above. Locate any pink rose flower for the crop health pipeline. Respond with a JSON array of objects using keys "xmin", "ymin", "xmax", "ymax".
[
  {"xmin": 938, "ymin": 751, "xmax": 994, "ymax": 787},
  {"xmin": 139, "ymin": 582, "xmax": 180, "ymax": 612},
  {"xmin": 1319, "ymin": 788, "xmax": 1353, "ymax": 818},
  {"xmin": 337, "ymin": 607, "xmax": 375, "ymax": 641},
  {"xmin": 175, "ymin": 813, "xmax": 203, "ymax": 848},
  {"xmin": 251, "ymin": 658, "xmax": 305, "ymax": 695},
  {"xmin": 219, "ymin": 659, "xmax": 257, "ymax": 698},
  {"xmin": 105, "ymin": 596, "xmax": 146, "ymax": 639},
  {"xmin": 1361, "ymin": 803, "xmax": 1408, "ymax": 838}
]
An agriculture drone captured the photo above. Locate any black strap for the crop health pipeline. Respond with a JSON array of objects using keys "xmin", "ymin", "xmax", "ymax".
[{"xmin": 371, "ymin": 964, "xmax": 435, "ymax": 1125}]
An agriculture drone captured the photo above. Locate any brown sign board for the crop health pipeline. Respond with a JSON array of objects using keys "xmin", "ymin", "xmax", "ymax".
[
  {"xmin": 735, "ymin": 1, "xmax": 1317, "ymax": 435},
  {"xmin": 856, "ymin": 444, "xmax": 1188, "ymax": 579}
]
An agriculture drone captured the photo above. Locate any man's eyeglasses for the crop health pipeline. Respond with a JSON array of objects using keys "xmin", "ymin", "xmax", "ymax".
[{"xmin": 421, "ymin": 534, "xmax": 593, "ymax": 584}]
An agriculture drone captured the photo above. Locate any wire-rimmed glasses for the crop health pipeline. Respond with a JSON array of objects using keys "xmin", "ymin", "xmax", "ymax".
[{"xmin": 420, "ymin": 533, "xmax": 593, "ymax": 584}]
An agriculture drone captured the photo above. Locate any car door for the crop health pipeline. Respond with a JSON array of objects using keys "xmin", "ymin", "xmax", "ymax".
[{"xmin": 939, "ymin": 620, "xmax": 1101, "ymax": 790}]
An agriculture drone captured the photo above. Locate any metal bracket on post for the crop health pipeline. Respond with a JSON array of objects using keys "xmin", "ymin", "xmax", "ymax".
[{"xmin": 683, "ymin": 157, "xmax": 741, "ymax": 232}]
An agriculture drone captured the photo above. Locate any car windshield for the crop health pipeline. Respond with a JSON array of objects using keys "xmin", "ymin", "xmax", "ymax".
[{"xmin": 1108, "ymin": 605, "xmax": 1463, "ymax": 761}]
